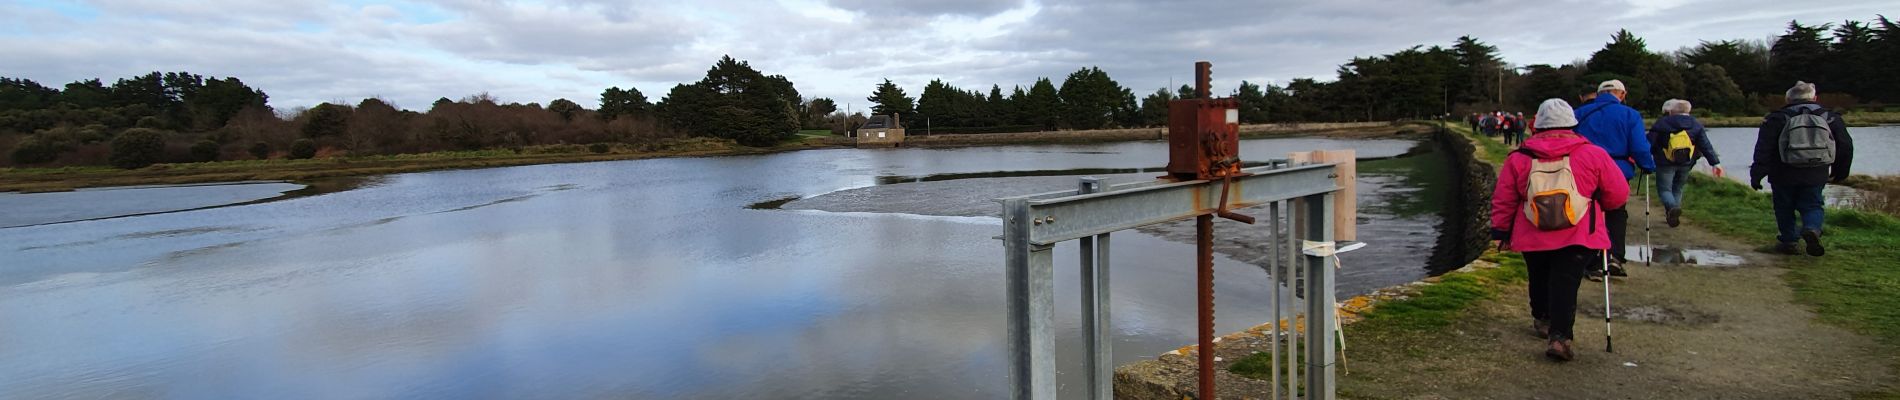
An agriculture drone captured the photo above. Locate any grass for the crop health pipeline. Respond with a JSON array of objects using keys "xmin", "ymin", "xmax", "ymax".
[
  {"xmin": 1677, "ymin": 174, "xmax": 1900, "ymax": 342},
  {"xmin": 1228, "ymin": 251, "xmax": 1528, "ymax": 379},
  {"xmin": 1440, "ymin": 121, "xmax": 1511, "ymax": 164},
  {"xmin": 1354, "ymin": 254, "xmax": 1528, "ymax": 331}
]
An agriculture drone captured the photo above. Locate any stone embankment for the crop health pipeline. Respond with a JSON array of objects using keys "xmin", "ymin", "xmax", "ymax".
[{"xmin": 888, "ymin": 122, "xmax": 1398, "ymax": 147}]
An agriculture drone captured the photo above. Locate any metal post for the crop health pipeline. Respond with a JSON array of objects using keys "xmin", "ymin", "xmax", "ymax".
[
  {"xmin": 996, "ymin": 162, "xmax": 1346, "ymax": 399},
  {"xmin": 1078, "ymin": 178, "xmax": 1112, "ymax": 400},
  {"xmin": 1288, "ymin": 199, "xmax": 1302, "ymax": 399},
  {"xmin": 1269, "ymin": 201, "xmax": 1281, "ymax": 400},
  {"xmin": 1004, "ymin": 198, "xmax": 1056, "ymax": 400},
  {"xmin": 1303, "ymin": 193, "xmax": 1338, "ymax": 400},
  {"xmin": 1195, "ymin": 213, "xmax": 1217, "ymax": 400}
]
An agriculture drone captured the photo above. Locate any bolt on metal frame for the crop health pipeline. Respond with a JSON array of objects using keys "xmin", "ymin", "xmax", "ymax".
[{"xmin": 997, "ymin": 161, "xmax": 1344, "ymax": 400}]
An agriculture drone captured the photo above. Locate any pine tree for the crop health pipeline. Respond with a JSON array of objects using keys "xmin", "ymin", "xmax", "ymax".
[
  {"xmin": 1025, "ymin": 78, "xmax": 1063, "ymax": 130},
  {"xmin": 867, "ymin": 79, "xmax": 915, "ymax": 123},
  {"xmin": 1770, "ymin": 21, "xmax": 1833, "ymax": 91}
]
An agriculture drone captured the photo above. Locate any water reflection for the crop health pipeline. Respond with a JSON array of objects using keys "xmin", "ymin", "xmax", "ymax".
[{"xmin": 1, "ymin": 138, "xmax": 1432, "ymax": 399}]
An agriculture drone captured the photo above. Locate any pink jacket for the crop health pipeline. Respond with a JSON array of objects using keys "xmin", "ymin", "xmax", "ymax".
[{"xmin": 1490, "ymin": 130, "xmax": 1631, "ymax": 252}]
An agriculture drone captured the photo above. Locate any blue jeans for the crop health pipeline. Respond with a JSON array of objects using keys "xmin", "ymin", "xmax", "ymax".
[
  {"xmin": 1771, "ymin": 184, "xmax": 1826, "ymax": 244},
  {"xmin": 1654, "ymin": 164, "xmax": 1692, "ymax": 210}
]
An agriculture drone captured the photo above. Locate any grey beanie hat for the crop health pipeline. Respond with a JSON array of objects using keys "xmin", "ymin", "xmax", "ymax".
[{"xmin": 1534, "ymin": 99, "xmax": 1578, "ymax": 129}]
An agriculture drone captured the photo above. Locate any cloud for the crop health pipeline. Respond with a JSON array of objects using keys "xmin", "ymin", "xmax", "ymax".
[
  {"xmin": 824, "ymin": 0, "xmax": 1025, "ymax": 18},
  {"xmin": 0, "ymin": 0, "xmax": 1890, "ymax": 111}
]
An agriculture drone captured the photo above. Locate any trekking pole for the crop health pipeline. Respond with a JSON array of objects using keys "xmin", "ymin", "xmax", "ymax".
[
  {"xmin": 1644, "ymin": 173, "xmax": 1653, "ymax": 267},
  {"xmin": 1603, "ymin": 249, "xmax": 1614, "ymax": 353}
]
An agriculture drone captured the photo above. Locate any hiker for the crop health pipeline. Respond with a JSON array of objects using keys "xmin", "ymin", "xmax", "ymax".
[
  {"xmin": 1572, "ymin": 80, "xmax": 1655, "ymax": 277},
  {"xmin": 1750, "ymin": 81, "xmax": 1855, "ymax": 256},
  {"xmin": 1480, "ymin": 113, "xmax": 1499, "ymax": 137},
  {"xmin": 1514, "ymin": 112, "xmax": 1529, "ymax": 145},
  {"xmin": 1492, "ymin": 98, "xmax": 1631, "ymax": 361},
  {"xmin": 1500, "ymin": 113, "xmax": 1518, "ymax": 146},
  {"xmin": 1648, "ymin": 99, "xmax": 1721, "ymax": 228}
]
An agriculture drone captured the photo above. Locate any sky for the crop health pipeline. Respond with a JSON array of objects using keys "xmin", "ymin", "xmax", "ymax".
[{"xmin": 1, "ymin": 0, "xmax": 1889, "ymax": 112}]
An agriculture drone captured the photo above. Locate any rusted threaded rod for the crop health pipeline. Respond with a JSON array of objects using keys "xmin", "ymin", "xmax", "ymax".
[{"xmin": 1196, "ymin": 214, "xmax": 1216, "ymax": 400}]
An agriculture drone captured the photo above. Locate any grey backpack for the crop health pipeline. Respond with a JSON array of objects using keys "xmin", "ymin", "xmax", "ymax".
[{"xmin": 1779, "ymin": 108, "xmax": 1835, "ymax": 168}]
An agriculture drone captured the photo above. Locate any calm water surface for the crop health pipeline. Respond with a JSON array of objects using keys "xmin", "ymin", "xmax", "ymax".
[
  {"xmin": 1700, "ymin": 125, "xmax": 1900, "ymax": 180},
  {"xmin": 1, "ymin": 138, "xmax": 1440, "ymax": 399}
]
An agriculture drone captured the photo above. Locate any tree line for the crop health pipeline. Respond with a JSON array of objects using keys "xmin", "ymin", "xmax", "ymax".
[
  {"xmin": 861, "ymin": 15, "xmax": 1899, "ymax": 130},
  {"xmin": 0, "ymin": 56, "xmax": 827, "ymax": 168},
  {"xmin": 2, "ymin": 15, "xmax": 1894, "ymax": 168}
]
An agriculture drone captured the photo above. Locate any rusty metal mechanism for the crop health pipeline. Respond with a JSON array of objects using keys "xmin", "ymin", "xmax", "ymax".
[
  {"xmin": 1166, "ymin": 61, "xmax": 1243, "ymax": 182},
  {"xmin": 1165, "ymin": 61, "xmax": 1254, "ymax": 400}
]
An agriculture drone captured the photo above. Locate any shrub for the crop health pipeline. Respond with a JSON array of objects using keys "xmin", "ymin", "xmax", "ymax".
[
  {"xmin": 249, "ymin": 142, "xmax": 271, "ymax": 160},
  {"xmin": 190, "ymin": 140, "xmax": 221, "ymax": 162},
  {"xmin": 135, "ymin": 116, "xmax": 163, "ymax": 129},
  {"xmin": 288, "ymin": 138, "xmax": 317, "ymax": 159},
  {"xmin": 588, "ymin": 142, "xmax": 611, "ymax": 153},
  {"xmin": 9, "ymin": 136, "xmax": 65, "ymax": 165},
  {"xmin": 109, "ymin": 128, "xmax": 168, "ymax": 169}
]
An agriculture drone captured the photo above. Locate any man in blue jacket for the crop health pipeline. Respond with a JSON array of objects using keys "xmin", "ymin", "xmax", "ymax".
[{"xmin": 1573, "ymin": 80, "xmax": 1656, "ymax": 277}]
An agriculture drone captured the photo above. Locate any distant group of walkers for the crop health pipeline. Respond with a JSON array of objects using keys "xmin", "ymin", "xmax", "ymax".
[
  {"xmin": 1469, "ymin": 111, "xmax": 1529, "ymax": 146},
  {"xmin": 1487, "ymin": 79, "xmax": 1855, "ymax": 362}
]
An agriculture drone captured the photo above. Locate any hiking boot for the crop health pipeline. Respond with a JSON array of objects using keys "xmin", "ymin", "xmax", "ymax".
[
  {"xmin": 1607, "ymin": 258, "xmax": 1628, "ymax": 277},
  {"xmin": 1545, "ymin": 339, "xmax": 1575, "ymax": 362},
  {"xmin": 1775, "ymin": 242, "xmax": 1800, "ymax": 255},
  {"xmin": 1533, "ymin": 319, "xmax": 1550, "ymax": 339},
  {"xmin": 1666, "ymin": 208, "xmax": 1682, "ymax": 228},
  {"xmin": 1802, "ymin": 229, "xmax": 1825, "ymax": 256}
]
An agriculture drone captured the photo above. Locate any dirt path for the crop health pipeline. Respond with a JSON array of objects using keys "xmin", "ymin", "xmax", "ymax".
[{"xmin": 1337, "ymin": 223, "xmax": 1896, "ymax": 399}]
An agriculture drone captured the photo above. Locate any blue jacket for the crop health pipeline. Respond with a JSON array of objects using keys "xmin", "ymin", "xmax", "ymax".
[
  {"xmin": 1573, "ymin": 94, "xmax": 1656, "ymax": 179},
  {"xmin": 1647, "ymin": 114, "xmax": 1719, "ymax": 167}
]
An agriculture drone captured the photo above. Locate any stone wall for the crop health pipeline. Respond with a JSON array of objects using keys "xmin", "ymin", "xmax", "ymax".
[{"xmin": 1431, "ymin": 125, "xmax": 1495, "ymax": 272}]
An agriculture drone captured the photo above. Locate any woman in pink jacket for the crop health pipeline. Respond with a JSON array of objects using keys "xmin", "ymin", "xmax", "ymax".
[{"xmin": 1491, "ymin": 98, "xmax": 1631, "ymax": 361}]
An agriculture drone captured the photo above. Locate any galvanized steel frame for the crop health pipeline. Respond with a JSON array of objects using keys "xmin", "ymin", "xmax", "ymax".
[{"xmin": 999, "ymin": 162, "xmax": 1344, "ymax": 400}]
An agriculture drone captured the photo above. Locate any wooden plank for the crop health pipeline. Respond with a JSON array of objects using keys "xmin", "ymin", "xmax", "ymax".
[{"xmin": 1288, "ymin": 150, "xmax": 1357, "ymax": 240}]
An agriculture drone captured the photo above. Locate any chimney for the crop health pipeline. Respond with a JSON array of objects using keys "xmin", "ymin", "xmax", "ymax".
[{"xmin": 892, "ymin": 113, "xmax": 901, "ymax": 129}]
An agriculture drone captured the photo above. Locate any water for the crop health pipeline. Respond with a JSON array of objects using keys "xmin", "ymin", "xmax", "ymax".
[
  {"xmin": 0, "ymin": 138, "xmax": 1442, "ymax": 399},
  {"xmin": 1624, "ymin": 245, "xmax": 1745, "ymax": 266},
  {"xmin": 0, "ymin": 181, "xmax": 306, "ymax": 228},
  {"xmin": 1699, "ymin": 125, "xmax": 1900, "ymax": 180}
]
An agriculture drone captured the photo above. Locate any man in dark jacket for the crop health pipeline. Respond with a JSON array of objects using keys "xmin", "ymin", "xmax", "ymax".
[
  {"xmin": 1752, "ymin": 81, "xmax": 1855, "ymax": 256},
  {"xmin": 1648, "ymin": 99, "xmax": 1720, "ymax": 227},
  {"xmin": 1574, "ymin": 80, "xmax": 1655, "ymax": 276}
]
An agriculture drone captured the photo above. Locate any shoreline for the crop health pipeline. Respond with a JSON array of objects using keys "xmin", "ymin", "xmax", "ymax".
[{"xmin": 0, "ymin": 122, "xmax": 1410, "ymax": 193}]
